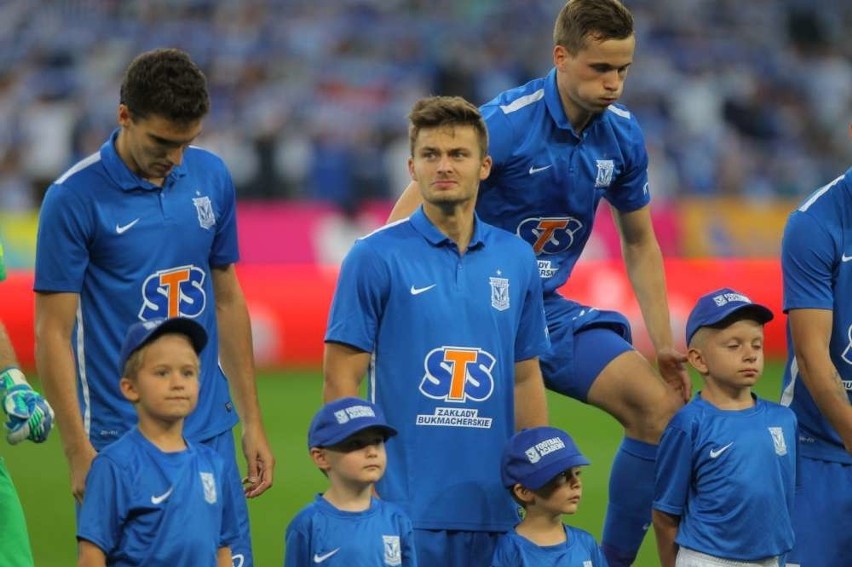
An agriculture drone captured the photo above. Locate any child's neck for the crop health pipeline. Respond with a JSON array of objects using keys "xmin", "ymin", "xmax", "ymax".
[
  {"xmin": 701, "ymin": 382, "xmax": 755, "ymax": 410},
  {"xmin": 322, "ymin": 480, "xmax": 374, "ymax": 512},
  {"xmin": 515, "ymin": 508, "xmax": 567, "ymax": 546},
  {"xmin": 137, "ymin": 418, "xmax": 187, "ymax": 452}
]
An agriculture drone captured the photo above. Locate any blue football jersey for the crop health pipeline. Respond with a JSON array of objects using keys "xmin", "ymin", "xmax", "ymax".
[
  {"xmin": 77, "ymin": 428, "xmax": 239, "ymax": 566},
  {"xmin": 653, "ymin": 395, "xmax": 797, "ymax": 560},
  {"xmin": 34, "ymin": 130, "xmax": 239, "ymax": 448},
  {"xmin": 325, "ymin": 207, "xmax": 549, "ymax": 531},
  {"xmin": 285, "ymin": 495, "xmax": 417, "ymax": 567},
  {"xmin": 490, "ymin": 525, "xmax": 608, "ymax": 567},
  {"xmin": 781, "ymin": 168, "xmax": 852, "ymax": 464},
  {"xmin": 478, "ymin": 68, "xmax": 650, "ymax": 295}
]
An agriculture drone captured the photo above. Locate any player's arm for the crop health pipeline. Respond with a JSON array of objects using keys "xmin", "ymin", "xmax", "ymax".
[
  {"xmin": 216, "ymin": 547, "xmax": 232, "ymax": 567},
  {"xmin": 212, "ymin": 264, "xmax": 275, "ymax": 498},
  {"xmin": 77, "ymin": 540, "xmax": 107, "ymax": 567},
  {"xmin": 322, "ymin": 342, "xmax": 371, "ymax": 402},
  {"xmin": 387, "ymin": 181, "xmax": 422, "ymax": 223},
  {"xmin": 788, "ymin": 307, "xmax": 852, "ymax": 452},
  {"xmin": 651, "ymin": 509, "xmax": 679, "ymax": 567},
  {"xmin": 513, "ymin": 357, "xmax": 548, "ymax": 430},
  {"xmin": 35, "ymin": 291, "xmax": 95, "ymax": 502},
  {"xmin": 613, "ymin": 205, "xmax": 690, "ymax": 401}
]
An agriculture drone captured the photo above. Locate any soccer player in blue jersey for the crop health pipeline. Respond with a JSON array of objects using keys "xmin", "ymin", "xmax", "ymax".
[
  {"xmin": 492, "ymin": 426, "xmax": 607, "ymax": 567},
  {"xmin": 652, "ymin": 289, "xmax": 796, "ymax": 567},
  {"xmin": 1, "ymin": 242, "xmax": 55, "ymax": 567},
  {"xmin": 780, "ymin": 123, "xmax": 852, "ymax": 567},
  {"xmin": 285, "ymin": 397, "xmax": 417, "ymax": 567},
  {"xmin": 323, "ymin": 95, "xmax": 550, "ymax": 566},
  {"xmin": 33, "ymin": 48, "xmax": 272, "ymax": 566},
  {"xmin": 77, "ymin": 317, "xmax": 239, "ymax": 566},
  {"xmin": 388, "ymin": 2, "xmax": 688, "ymax": 564}
]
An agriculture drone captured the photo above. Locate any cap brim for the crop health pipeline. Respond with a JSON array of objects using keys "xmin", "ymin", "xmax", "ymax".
[{"xmin": 314, "ymin": 423, "xmax": 398, "ymax": 448}]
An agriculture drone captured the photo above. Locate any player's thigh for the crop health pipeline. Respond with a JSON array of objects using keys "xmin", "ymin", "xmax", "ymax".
[
  {"xmin": 413, "ymin": 529, "xmax": 501, "ymax": 567},
  {"xmin": 0, "ymin": 459, "xmax": 34, "ymax": 567},
  {"xmin": 586, "ymin": 347, "xmax": 680, "ymax": 442},
  {"xmin": 787, "ymin": 458, "xmax": 852, "ymax": 567}
]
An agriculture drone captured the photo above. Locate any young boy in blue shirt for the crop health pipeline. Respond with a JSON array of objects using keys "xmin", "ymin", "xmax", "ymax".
[
  {"xmin": 77, "ymin": 318, "xmax": 239, "ymax": 566},
  {"xmin": 652, "ymin": 288, "xmax": 797, "ymax": 566},
  {"xmin": 285, "ymin": 397, "xmax": 417, "ymax": 566},
  {"xmin": 492, "ymin": 426, "xmax": 608, "ymax": 566}
]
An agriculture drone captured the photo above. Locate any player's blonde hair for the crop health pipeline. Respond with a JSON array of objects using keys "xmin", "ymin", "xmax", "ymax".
[
  {"xmin": 121, "ymin": 334, "xmax": 201, "ymax": 381},
  {"xmin": 553, "ymin": 0, "xmax": 634, "ymax": 54},
  {"xmin": 407, "ymin": 96, "xmax": 488, "ymax": 159}
]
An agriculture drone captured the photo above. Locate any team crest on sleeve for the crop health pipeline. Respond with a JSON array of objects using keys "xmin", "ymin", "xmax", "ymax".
[
  {"xmin": 382, "ymin": 535, "xmax": 401, "ymax": 566},
  {"xmin": 768, "ymin": 427, "xmax": 787, "ymax": 456},
  {"xmin": 489, "ymin": 275, "xmax": 510, "ymax": 311},
  {"xmin": 192, "ymin": 195, "xmax": 216, "ymax": 229},
  {"xmin": 594, "ymin": 160, "xmax": 615, "ymax": 188},
  {"xmin": 200, "ymin": 472, "xmax": 217, "ymax": 504}
]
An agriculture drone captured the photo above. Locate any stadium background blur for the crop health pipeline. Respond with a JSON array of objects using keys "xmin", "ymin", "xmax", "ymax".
[{"xmin": 0, "ymin": 1, "xmax": 849, "ymax": 565}]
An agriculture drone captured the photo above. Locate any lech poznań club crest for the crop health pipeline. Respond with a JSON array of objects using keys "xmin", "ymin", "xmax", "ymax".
[
  {"xmin": 193, "ymin": 196, "xmax": 216, "ymax": 229},
  {"xmin": 200, "ymin": 472, "xmax": 218, "ymax": 504},
  {"xmin": 595, "ymin": 159, "xmax": 614, "ymax": 188},
  {"xmin": 490, "ymin": 276, "xmax": 509, "ymax": 311},
  {"xmin": 768, "ymin": 427, "xmax": 788, "ymax": 456},
  {"xmin": 382, "ymin": 535, "xmax": 401, "ymax": 566}
]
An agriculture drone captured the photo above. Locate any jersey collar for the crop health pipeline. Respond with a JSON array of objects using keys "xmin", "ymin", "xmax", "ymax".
[
  {"xmin": 100, "ymin": 128, "xmax": 188, "ymax": 192},
  {"xmin": 409, "ymin": 206, "xmax": 486, "ymax": 251}
]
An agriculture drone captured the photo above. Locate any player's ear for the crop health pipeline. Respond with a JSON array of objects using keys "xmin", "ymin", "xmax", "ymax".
[
  {"xmin": 408, "ymin": 156, "xmax": 417, "ymax": 182},
  {"xmin": 119, "ymin": 376, "xmax": 140, "ymax": 403},
  {"xmin": 479, "ymin": 155, "xmax": 492, "ymax": 181},
  {"xmin": 686, "ymin": 347, "xmax": 708, "ymax": 375},
  {"xmin": 310, "ymin": 447, "xmax": 331, "ymax": 472},
  {"xmin": 512, "ymin": 483, "xmax": 535, "ymax": 505}
]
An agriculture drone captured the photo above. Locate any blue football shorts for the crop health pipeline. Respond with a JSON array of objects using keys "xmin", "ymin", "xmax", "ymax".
[
  {"xmin": 540, "ymin": 293, "xmax": 633, "ymax": 402},
  {"xmin": 786, "ymin": 456, "xmax": 852, "ymax": 567},
  {"xmin": 412, "ymin": 529, "xmax": 503, "ymax": 567}
]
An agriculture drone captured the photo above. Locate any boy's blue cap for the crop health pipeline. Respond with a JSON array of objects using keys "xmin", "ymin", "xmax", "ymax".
[
  {"xmin": 119, "ymin": 317, "xmax": 208, "ymax": 375},
  {"xmin": 501, "ymin": 427, "xmax": 590, "ymax": 490},
  {"xmin": 685, "ymin": 287, "xmax": 774, "ymax": 345},
  {"xmin": 308, "ymin": 397, "xmax": 397, "ymax": 449}
]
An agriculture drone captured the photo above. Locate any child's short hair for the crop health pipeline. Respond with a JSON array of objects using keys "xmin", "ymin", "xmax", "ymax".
[
  {"xmin": 685, "ymin": 288, "xmax": 774, "ymax": 346},
  {"xmin": 119, "ymin": 317, "xmax": 208, "ymax": 378},
  {"xmin": 308, "ymin": 397, "xmax": 397, "ymax": 449},
  {"xmin": 501, "ymin": 426, "xmax": 589, "ymax": 491}
]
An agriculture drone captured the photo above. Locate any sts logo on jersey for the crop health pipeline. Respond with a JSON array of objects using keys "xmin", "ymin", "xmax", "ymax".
[
  {"xmin": 138, "ymin": 264, "xmax": 207, "ymax": 320},
  {"xmin": 517, "ymin": 216, "xmax": 584, "ymax": 255},
  {"xmin": 419, "ymin": 346, "xmax": 495, "ymax": 402}
]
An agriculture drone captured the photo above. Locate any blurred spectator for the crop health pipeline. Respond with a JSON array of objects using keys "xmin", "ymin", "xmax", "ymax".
[{"xmin": 0, "ymin": 0, "xmax": 848, "ymax": 210}]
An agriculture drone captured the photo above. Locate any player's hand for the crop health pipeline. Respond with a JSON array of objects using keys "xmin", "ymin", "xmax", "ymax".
[
  {"xmin": 241, "ymin": 422, "xmax": 275, "ymax": 498},
  {"xmin": 68, "ymin": 443, "xmax": 97, "ymax": 503},
  {"xmin": 656, "ymin": 346, "xmax": 691, "ymax": 403},
  {"xmin": 2, "ymin": 384, "xmax": 55, "ymax": 445}
]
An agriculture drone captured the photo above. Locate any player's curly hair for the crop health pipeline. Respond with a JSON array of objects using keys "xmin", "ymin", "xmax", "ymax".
[
  {"xmin": 120, "ymin": 48, "xmax": 210, "ymax": 124},
  {"xmin": 554, "ymin": 0, "xmax": 634, "ymax": 54},
  {"xmin": 407, "ymin": 95, "xmax": 488, "ymax": 158}
]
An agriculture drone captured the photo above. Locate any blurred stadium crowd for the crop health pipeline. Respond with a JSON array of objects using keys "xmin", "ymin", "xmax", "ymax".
[{"xmin": 0, "ymin": 0, "xmax": 849, "ymax": 214}]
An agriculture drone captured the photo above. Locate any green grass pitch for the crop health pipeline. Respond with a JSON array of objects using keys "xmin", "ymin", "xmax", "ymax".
[{"xmin": 4, "ymin": 363, "xmax": 786, "ymax": 566}]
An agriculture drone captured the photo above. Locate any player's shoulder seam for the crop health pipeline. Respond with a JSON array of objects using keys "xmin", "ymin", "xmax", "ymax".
[
  {"xmin": 54, "ymin": 151, "xmax": 102, "ymax": 185},
  {"xmin": 606, "ymin": 104, "xmax": 632, "ymax": 120},
  {"xmin": 797, "ymin": 174, "xmax": 847, "ymax": 212},
  {"xmin": 497, "ymin": 88, "xmax": 545, "ymax": 115}
]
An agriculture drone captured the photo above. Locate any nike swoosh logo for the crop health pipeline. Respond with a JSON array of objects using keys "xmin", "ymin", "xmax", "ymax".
[
  {"xmin": 410, "ymin": 284, "xmax": 436, "ymax": 295},
  {"xmin": 150, "ymin": 486, "xmax": 174, "ymax": 505},
  {"xmin": 709, "ymin": 442, "xmax": 734, "ymax": 459},
  {"xmin": 313, "ymin": 549, "xmax": 340, "ymax": 563},
  {"xmin": 116, "ymin": 218, "xmax": 140, "ymax": 234},
  {"xmin": 528, "ymin": 164, "xmax": 553, "ymax": 175},
  {"xmin": 842, "ymin": 254, "xmax": 852, "ymax": 262}
]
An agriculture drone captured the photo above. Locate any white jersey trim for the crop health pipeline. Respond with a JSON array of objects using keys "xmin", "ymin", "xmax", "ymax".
[
  {"xmin": 779, "ymin": 357, "xmax": 797, "ymax": 407},
  {"xmin": 56, "ymin": 151, "xmax": 101, "ymax": 185},
  {"xmin": 76, "ymin": 304, "xmax": 91, "ymax": 436},
  {"xmin": 499, "ymin": 89, "xmax": 545, "ymax": 114},
  {"xmin": 607, "ymin": 105, "xmax": 632, "ymax": 119},
  {"xmin": 798, "ymin": 175, "xmax": 844, "ymax": 212}
]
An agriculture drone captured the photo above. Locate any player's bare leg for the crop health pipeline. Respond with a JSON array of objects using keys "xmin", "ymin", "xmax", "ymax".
[{"xmin": 587, "ymin": 350, "xmax": 683, "ymax": 566}]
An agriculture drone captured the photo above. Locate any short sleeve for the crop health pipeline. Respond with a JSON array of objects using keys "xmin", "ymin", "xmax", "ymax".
[
  {"xmin": 653, "ymin": 416, "xmax": 694, "ymax": 516},
  {"xmin": 77, "ymin": 456, "xmax": 125, "ymax": 554}
]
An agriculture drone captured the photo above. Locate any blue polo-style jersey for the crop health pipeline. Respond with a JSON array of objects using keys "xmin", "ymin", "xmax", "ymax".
[
  {"xmin": 285, "ymin": 495, "xmax": 417, "ymax": 567},
  {"xmin": 34, "ymin": 130, "xmax": 239, "ymax": 448},
  {"xmin": 325, "ymin": 207, "xmax": 549, "ymax": 531},
  {"xmin": 490, "ymin": 525, "xmax": 608, "ymax": 567},
  {"xmin": 653, "ymin": 395, "xmax": 797, "ymax": 561},
  {"xmin": 77, "ymin": 428, "xmax": 239, "ymax": 566},
  {"xmin": 781, "ymin": 168, "xmax": 852, "ymax": 464},
  {"xmin": 478, "ymin": 68, "xmax": 650, "ymax": 295}
]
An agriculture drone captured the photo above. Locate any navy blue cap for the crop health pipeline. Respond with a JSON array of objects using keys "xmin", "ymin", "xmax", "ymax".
[
  {"xmin": 119, "ymin": 317, "xmax": 208, "ymax": 375},
  {"xmin": 685, "ymin": 288, "xmax": 774, "ymax": 345},
  {"xmin": 501, "ymin": 426, "xmax": 590, "ymax": 490},
  {"xmin": 308, "ymin": 397, "xmax": 397, "ymax": 449}
]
